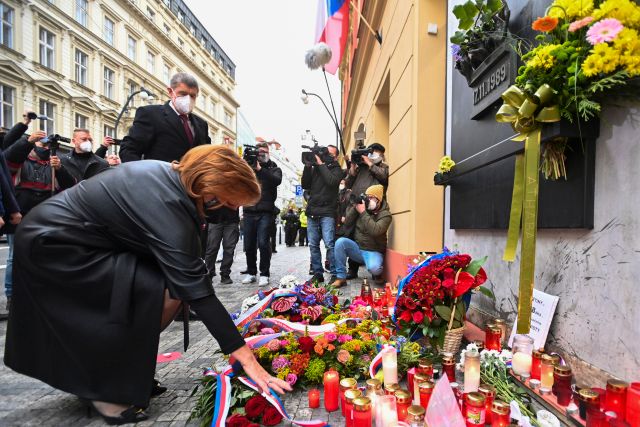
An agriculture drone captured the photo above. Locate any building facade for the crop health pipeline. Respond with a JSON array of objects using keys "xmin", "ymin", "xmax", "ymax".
[
  {"xmin": 340, "ymin": 0, "xmax": 447, "ymax": 280},
  {"xmin": 0, "ymin": 0, "xmax": 238, "ymax": 150}
]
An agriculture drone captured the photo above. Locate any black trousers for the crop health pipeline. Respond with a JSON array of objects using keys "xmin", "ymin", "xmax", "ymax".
[
  {"xmin": 244, "ymin": 213, "xmax": 273, "ymax": 277},
  {"xmin": 205, "ymin": 222, "xmax": 240, "ymax": 279},
  {"xmin": 285, "ymin": 226, "xmax": 298, "ymax": 247},
  {"xmin": 298, "ymin": 227, "xmax": 307, "ymax": 246}
]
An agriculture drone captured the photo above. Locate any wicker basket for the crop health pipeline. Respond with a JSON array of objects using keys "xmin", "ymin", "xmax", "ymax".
[{"xmin": 441, "ymin": 326, "xmax": 465, "ymax": 354}]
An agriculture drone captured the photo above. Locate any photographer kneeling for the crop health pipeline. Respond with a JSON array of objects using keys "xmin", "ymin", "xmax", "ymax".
[{"xmin": 331, "ymin": 184, "xmax": 391, "ymax": 288}]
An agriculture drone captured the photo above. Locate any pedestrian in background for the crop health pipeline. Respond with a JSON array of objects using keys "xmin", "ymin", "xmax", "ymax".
[
  {"xmin": 204, "ymin": 207, "xmax": 240, "ymax": 285},
  {"xmin": 298, "ymin": 209, "xmax": 308, "ymax": 246},
  {"xmin": 283, "ymin": 208, "xmax": 299, "ymax": 247}
]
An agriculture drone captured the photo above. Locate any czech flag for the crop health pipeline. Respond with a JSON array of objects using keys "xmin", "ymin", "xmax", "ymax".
[{"xmin": 316, "ymin": 0, "xmax": 349, "ymax": 74}]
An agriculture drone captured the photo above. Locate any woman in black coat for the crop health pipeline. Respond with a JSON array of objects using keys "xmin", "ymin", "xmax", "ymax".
[{"xmin": 4, "ymin": 145, "xmax": 291, "ymax": 424}]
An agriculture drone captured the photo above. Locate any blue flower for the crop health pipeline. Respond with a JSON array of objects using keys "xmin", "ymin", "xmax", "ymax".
[
  {"xmin": 258, "ymin": 291, "xmax": 265, "ymax": 299},
  {"xmin": 451, "ymin": 45, "xmax": 462, "ymax": 61}
]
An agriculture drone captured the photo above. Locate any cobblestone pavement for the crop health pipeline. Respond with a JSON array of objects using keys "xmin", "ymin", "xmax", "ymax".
[{"xmin": 0, "ymin": 239, "xmax": 365, "ymax": 426}]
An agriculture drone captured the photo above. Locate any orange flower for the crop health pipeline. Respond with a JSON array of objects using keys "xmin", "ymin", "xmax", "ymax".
[
  {"xmin": 314, "ymin": 344, "xmax": 324, "ymax": 355},
  {"xmin": 532, "ymin": 16, "xmax": 559, "ymax": 32},
  {"xmin": 327, "ymin": 344, "xmax": 335, "ymax": 351}
]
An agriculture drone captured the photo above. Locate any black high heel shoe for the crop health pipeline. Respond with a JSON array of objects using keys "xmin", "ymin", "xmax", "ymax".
[
  {"xmin": 151, "ymin": 378, "xmax": 167, "ymax": 397},
  {"xmin": 83, "ymin": 399, "xmax": 148, "ymax": 425}
]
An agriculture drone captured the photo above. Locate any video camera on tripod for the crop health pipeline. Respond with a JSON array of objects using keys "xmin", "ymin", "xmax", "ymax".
[
  {"xmin": 41, "ymin": 134, "xmax": 71, "ymax": 156},
  {"xmin": 350, "ymin": 143, "xmax": 373, "ymax": 166},
  {"xmin": 301, "ymin": 142, "xmax": 332, "ymax": 165}
]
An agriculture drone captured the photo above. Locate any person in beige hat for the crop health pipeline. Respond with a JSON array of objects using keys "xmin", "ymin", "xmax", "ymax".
[{"xmin": 331, "ymin": 184, "xmax": 392, "ymax": 287}]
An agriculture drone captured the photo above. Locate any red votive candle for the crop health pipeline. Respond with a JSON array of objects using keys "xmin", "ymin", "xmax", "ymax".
[
  {"xmin": 406, "ymin": 368, "xmax": 416, "ymax": 399},
  {"xmin": 592, "ymin": 387, "xmax": 607, "ymax": 412},
  {"xmin": 308, "ymin": 389, "xmax": 320, "ymax": 408},
  {"xmin": 485, "ymin": 325, "xmax": 502, "ymax": 351},
  {"xmin": 553, "ymin": 365, "xmax": 573, "ymax": 406},
  {"xmin": 531, "ymin": 348, "xmax": 544, "ymax": 381},
  {"xmin": 417, "ymin": 359, "xmax": 434, "ymax": 378},
  {"xmin": 465, "ymin": 392, "xmax": 486, "ymax": 427},
  {"xmin": 491, "ymin": 400, "xmax": 510, "ymax": 427},
  {"xmin": 323, "ymin": 370, "xmax": 340, "ymax": 412},
  {"xmin": 586, "ymin": 406, "xmax": 607, "ymax": 427},
  {"xmin": 395, "ymin": 390, "xmax": 412, "ymax": 422},
  {"xmin": 626, "ymin": 382, "xmax": 640, "ymax": 427},
  {"xmin": 344, "ymin": 389, "xmax": 363, "ymax": 427},
  {"xmin": 478, "ymin": 384, "xmax": 496, "ymax": 425},
  {"xmin": 419, "ymin": 381, "xmax": 435, "ymax": 410},
  {"xmin": 442, "ymin": 353, "xmax": 456, "ymax": 382},
  {"xmin": 352, "ymin": 397, "xmax": 372, "ymax": 427},
  {"xmin": 605, "ymin": 379, "xmax": 629, "ymax": 418},
  {"xmin": 339, "ymin": 378, "xmax": 357, "ymax": 415}
]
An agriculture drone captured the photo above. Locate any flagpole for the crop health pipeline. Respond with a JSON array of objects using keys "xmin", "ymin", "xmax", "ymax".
[{"xmin": 350, "ymin": 0, "xmax": 382, "ymax": 44}]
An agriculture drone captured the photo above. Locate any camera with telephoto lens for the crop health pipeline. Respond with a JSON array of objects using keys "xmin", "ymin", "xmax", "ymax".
[
  {"xmin": 26, "ymin": 112, "xmax": 49, "ymax": 121},
  {"xmin": 349, "ymin": 192, "xmax": 367, "ymax": 205},
  {"xmin": 41, "ymin": 134, "xmax": 71, "ymax": 156},
  {"xmin": 350, "ymin": 141, "xmax": 373, "ymax": 166},
  {"xmin": 242, "ymin": 144, "xmax": 260, "ymax": 165},
  {"xmin": 301, "ymin": 142, "xmax": 332, "ymax": 165}
]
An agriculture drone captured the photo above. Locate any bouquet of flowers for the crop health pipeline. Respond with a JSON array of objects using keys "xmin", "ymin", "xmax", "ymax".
[{"xmin": 395, "ymin": 251, "xmax": 493, "ymax": 351}]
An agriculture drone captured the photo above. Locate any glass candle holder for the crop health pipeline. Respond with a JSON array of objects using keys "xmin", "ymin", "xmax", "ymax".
[
  {"xmin": 360, "ymin": 279, "xmax": 373, "ymax": 305},
  {"xmin": 592, "ymin": 387, "xmax": 607, "ymax": 411},
  {"xmin": 406, "ymin": 405, "xmax": 425, "ymax": 427},
  {"xmin": 540, "ymin": 355, "xmax": 556, "ymax": 393},
  {"xmin": 366, "ymin": 378, "xmax": 384, "ymax": 424},
  {"xmin": 385, "ymin": 382, "xmax": 401, "ymax": 396},
  {"xmin": 344, "ymin": 389, "xmax": 363, "ymax": 427},
  {"xmin": 491, "ymin": 400, "xmax": 510, "ymax": 427},
  {"xmin": 586, "ymin": 406, "xmax": 607, "ymax": 427},
  {"xmin": 451, "ymin": 382, "xmax": 463, "ymax": 410},
  {"xmin": 478, "ymin": 384, "xmax": 496, "ymax": 425},
  {"xmin": 417, "ymin": 359, "xmax": 434, "ymax": 378},
  {"xmin": 413, "ymin": 373, "xmax": 430, "ymax": 405},
  {"xmin": 553, "ymin": 365, "xmax": 573, "ymax": 406},
  {"xmin": 579, "ymin": 389, "xmax": 601, "ymax": 421},
  {"xmin": 531, "ymin": 348, "xmax": 545, "ymax": 381},
  {"xmin": 511, "ymin": 334, "xmax": 534, "ymax": 377},
  {"xmin": 308, "ymin": 389, "xmax": 320, "ymax": 408},
  {"xmin": 353, "ymin": 397, "xmax": 372, "ymax": 427},
  {"xmin": 395, "ymin": 389, "xmax": 412, "ymax": 422},
  {"xmin": 442, "ymin": 352, "xmax": 456, "ymax": 382},
  {"xmin": 324, "ymin": 370, "xmax": 340, "ymax": 412},
  {"xmin": 464, "ymin": 349, "xmax": 481, "ymax": 393},
  {"xmin": 485, "ymin": 324, "xmax": 502, "ymax": 351},
  {"xmin": 465, "ymin": 392, "xmax": 487, "ymax": 427},
  {"xmin": 626, "ymin": 382, "xmax": 640, "ymax": 427},
  {"xmin": 382, "ymin": 348, "xmax": 399, "ymax": 387},
  {"xmin": 494, "ymin": 318, "xmax": 507, "ymax": 346},
  {"xmin": 418, "ymin": 381, "xmax": 435, "ymax": 410},
  {"xmin": 605, "ymin": 379, "xmax": 629, "ymax": 418},
  {"xmin": 376, "ymin": 395, "xmax": 398, "ymax": 427},
  {"xmin": 340, "ymin": 378, "xmax": 358, "ymax": 415}
]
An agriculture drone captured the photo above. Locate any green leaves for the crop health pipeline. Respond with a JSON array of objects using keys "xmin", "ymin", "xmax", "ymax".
[
  {"xmin": 450, "ymin": 30, "xmax": 466, "ymax": 45},
  {"xmin": 465, "ymin": 255, "xmax": 487, "ymax": 277},
  {"xmin": 484, "ymin": 0, "xmax": 503, "ymax": 14},
  {"xmin": 476, "ymin": 286, "xmax": 496, "ymax": 300},
  {"xmin": 453, "ymin": 1, "xmax": 480, "ymax": 30},
  {"xmin": 435, "ymin": 304, "xmax": 452, "ymax": 321}
]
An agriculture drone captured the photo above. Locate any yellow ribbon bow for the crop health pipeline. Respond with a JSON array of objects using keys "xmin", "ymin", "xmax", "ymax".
[{"xmin": 495, "ymin": 84, "xmax": 560, "ymax": 334}]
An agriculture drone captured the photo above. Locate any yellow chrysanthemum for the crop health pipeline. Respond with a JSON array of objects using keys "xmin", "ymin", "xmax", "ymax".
[
  {"xmin": 593, "ymin": 0, "xmax": 640, "ymax": 28},
  {"xmin": 613, "ymin": 29, "xmax": 640, "ymax": 76},
  {"xmin": 549, "ymin": 0, "xmax": 594, "ymax": 20},
  {"xmin": 526, "ymin": 44, "xmax": 561, "ymax": 69},
  {"xmin": 582, "ymin": 43, "xmax": 621, "ymax": 77}
]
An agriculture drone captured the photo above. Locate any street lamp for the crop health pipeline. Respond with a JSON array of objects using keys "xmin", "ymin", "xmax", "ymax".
[
  {"xmin": 114, "ymin": 87, "xmax": 155, "ymax": 138},
  {"xmin": 301, "ymin": 89, "xmax": 344, "ymax": 155}
]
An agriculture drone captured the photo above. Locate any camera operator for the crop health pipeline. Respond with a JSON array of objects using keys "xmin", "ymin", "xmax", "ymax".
[
  {"xmin": 301, "ymin": 144, "xmax": 343, "ymax": 282},
  {"xmin": 241, "ymin": 142, "xmax": 282, "ymax": 287},
  {"xmin": 1, "ymin": 110, "xmax": 40, "ymax": 150},
  {"xmin": 331, "ymin": 185, "xmax": 392, "ymax": 288},
  {"xmin": 61, "ymin": 129, "xmax": 110, "ymax": 182}
]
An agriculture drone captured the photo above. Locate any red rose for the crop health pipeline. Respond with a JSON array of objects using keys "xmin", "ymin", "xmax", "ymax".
[
  {"xmin": 412, "ymin": 311, "xmax": 424, "ymax": 324},
  {"xmin": 244, "ymin": 395, "xmax": 268, "ymax": 420},
  {"xmin": 298, "ymin": 336, "xmax": 315, "ymax": 353},
  {"xmin": 404, "ymin": 297, "xmax": 417, "ymax": 310},
  {"xmin": 441, "ymin": 268, "xmax": 456, "ymax": 289},
  {"xmin": 261, "ymin": 406, "xmax": 283, "ymax": 426},
  {"xmin": 226, "ymin": 414, "xmax": 251, "ymax": 427}
]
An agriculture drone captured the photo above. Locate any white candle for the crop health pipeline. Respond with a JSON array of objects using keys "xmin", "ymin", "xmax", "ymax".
[
  {"xmin": 464, "ymin": 349, "xmax": 480, "ymax": 393},
  {"xmin": 382, "ymin": 348, "xmax": 398, "ymax": 387},
  {"xmin": 376, "ymin": 395, "xmax": 397, "ymax": 427},
  {"xmin": 512, "ymin": 352, "xmax": 533, "ymax": 376}
]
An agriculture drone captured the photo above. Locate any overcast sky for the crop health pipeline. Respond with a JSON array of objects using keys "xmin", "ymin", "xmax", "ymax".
[{"xmin": 186, "ymin": 0, "xmax": 342, "ymax": 165}]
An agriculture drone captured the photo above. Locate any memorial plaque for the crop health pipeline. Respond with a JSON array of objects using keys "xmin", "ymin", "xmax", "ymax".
[{"xmin": 468, "ymin": 44, "xmax": 517, "ymax": 120}]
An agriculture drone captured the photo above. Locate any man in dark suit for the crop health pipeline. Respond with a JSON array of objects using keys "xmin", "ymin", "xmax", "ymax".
[{"xmin": 119, "ymin": 72, "xmax": 211, "ymax": 163}]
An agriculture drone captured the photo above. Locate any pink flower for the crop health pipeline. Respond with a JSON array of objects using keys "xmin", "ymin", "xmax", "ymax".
[
  {"xmin": 569, "ymin": 16, "xmax": 593, "ymax": 32},
  {"xmin": 260, "ymin": 328, "xmax": 275, "ymax": 335},
  {"xmin": 338, "ymin": 334, "xmax": 353, "ymax": 344},
  {"xmin": 337, "ymin": 349, "xmax": 351, "ymax": 364},
  {"xmin": 285, "ymin": 373, "xmax": 298, "ymax": 386},
  {"xmin": 586, "ymin": 18, "xmax": 623, "ymax": 45},
  {"xmin": 266, "ymin": 339, "xmax": 281, "ymax": 352},
  {"xmin": 325, "ymin": 332, "xmax": 338, "ymax": 342},
  {"xmin": 279, "ymin": 340, "xmax": 290, "ymax": 347}
]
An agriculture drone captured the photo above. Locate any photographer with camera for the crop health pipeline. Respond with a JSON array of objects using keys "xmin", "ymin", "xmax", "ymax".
[
  {"xmin": 241, "ymin": 142, "xmax": 282, "ymax": 286},
  {"xmin": 301, "ymin": 144, "xmax": 343, "ymax": 282},
  {"xmin": 1, "ymin": 110, "xmax": 45, "ymax": 150},
  {"xmin": 331, "ymin": 184, "xmax": 392, "ymax": 288},
  {"xmin": 61, "ymin": 129, "xmax": 110, "ymax": 182}
]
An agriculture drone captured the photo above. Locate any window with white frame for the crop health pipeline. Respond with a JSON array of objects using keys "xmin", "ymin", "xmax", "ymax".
[
  {"xmin": 129, "ymin": 81, "xmax": 137, "ymax": 95},
  {"xmin": 198, "ymin": 94, "xmax": 205, "ymax": 110},
  {"xmin": 163, "ymin": 63, "xmax": 170, "ymax": 84},
  {"xmin": 103, "ymin": 66, "xmax": 115, "ymax": 99},
  {"xmin": 146, "ymin": 50, "xmax": 155, "ymax": 74},
  {"xmin": 146, "ymin": 7, "xmax": 155, "ymax": 22},
  {"xmin": 177, "ymin": 11, "xmax": 184, "ymax": 23},
  {"xmin": 39, "ymin": 28, "xmax": 55, "ymax": 68},
  {"xmin": 75, "ymin": 113, "xmax": 88, "ymax": 129},
  {"xmin": 178, "ymin": 38, "xmax": 184, "ymax": 48},
  {"xmin": 75, "ymin": 0, "xmax": 88, "ymax": 26},
  {"xmin": 1, "ymin": 2, "xmax": 14, "ymax": 49},
  {"xmin": 209, "ymin": 99, "xmax": 216, "ymax": 117},
  {"xmin": 127, "ymin": 36, "xmax": 137, "ymax": 61},
  {"xmin": 163, "ymin": 23, "xmax": 170, "ymax": 35},
  {"xmin": 39, "ymin": 100, "xmax": 55, "ymax": 134},
  {"xmin": 103, "ymin": 17, "xmax": 114, "ymax": 46},
  {"xmin": 74, "ymin": 49, "xmax": 88, "ymax": 85},
  {"xmin": 224, "ymin": 111, "xmax": 232, "ymax": 127},
  {"xmin": 104, "ymin": 124, "xmax": 114, "ymax": 137},
  {"xmin": 162, "ymin": 0, "xmax": 170, "ymax": 6},
  {"xmin": 189, "ymin": 25, "xmax": 195, "ymax": 36},
  {"xmin": 0, "ymin": 84, "xmax": 14, "ymax": 128}
]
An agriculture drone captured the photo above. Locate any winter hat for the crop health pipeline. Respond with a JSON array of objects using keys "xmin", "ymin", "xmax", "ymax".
[{"xmin": 365, "ymin": 184, "xmax": 384, "ymax": 201}]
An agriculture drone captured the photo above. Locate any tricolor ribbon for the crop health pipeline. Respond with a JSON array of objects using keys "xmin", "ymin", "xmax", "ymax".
[
  {"xmin": 210, "ymin": 365, "xmax": 235, "ymax": 427},
  {"xmin": 369, "ymin": 344, "xmax": 395, "ymax": 378},
  {"xmin": 243, "ymin": 317, "xmax": 363, "ymax": 339},
  {"xmin": 496, "ymin": 84, "xmax": 560, "ymax": 334},
  {"xmin": 234, "ymin": 289, "xmax": 299, "ymax": 328}
]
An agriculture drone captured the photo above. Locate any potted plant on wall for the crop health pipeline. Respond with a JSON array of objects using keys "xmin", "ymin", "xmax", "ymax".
[{"xmin": 450, "ymin": 0, "xmax": 511, "ymax": 84}]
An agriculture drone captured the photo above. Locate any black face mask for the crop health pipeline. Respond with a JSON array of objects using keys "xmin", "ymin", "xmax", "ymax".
[{"xmin": 34, "ymin": 146, "xmax": 50, "ymax": 160}]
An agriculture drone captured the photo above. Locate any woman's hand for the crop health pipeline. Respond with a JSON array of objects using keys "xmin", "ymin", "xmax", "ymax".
[{"xmin": 231, "ymin": 345, "xmax": 292, "ymax": 395}]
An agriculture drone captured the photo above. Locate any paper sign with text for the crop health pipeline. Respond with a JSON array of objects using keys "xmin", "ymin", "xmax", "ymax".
[{"xmin": 508, "ymin": 289, "xmax": 559, "ymax": 350}]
